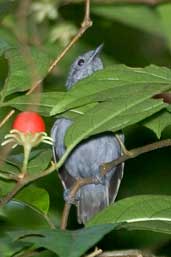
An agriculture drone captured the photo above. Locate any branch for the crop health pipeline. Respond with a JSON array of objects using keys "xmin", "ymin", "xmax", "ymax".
[
  {"xmin": 0, "ymin": 181, "xmax": 23, "ymax": 207},
  {"xmin": 98, "ymin": 249, "xmax": 152, "ymax": 257},
  {"xmin": 61, "ymin": 138, "xmax": 171, "ymax": 230},
  {"xmin": 100, "ymin": 139, "xmax": 171, "ymax": 176},
  {"xmin": 0, "ymin": 110, "xmax": 15, "ymax": 129},
  {"xmin": 85, "ymin": 247, "xmax": 103, "ymax": 257},
  {"xmin": 26, "ymin": 0, "xmax": 92, "ymax": 95},
  {"xmin": 60, "ymin": 177, "xmax": 98, "ymax": 230}
]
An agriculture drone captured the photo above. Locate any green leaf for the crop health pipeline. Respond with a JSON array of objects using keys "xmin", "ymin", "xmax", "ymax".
[
  {"xmin": 0, "ymin": 207, "xmax": 5, "ymax": 217},
  {"xmin": 15, "ymin": 186, "xmax": 50, "ymax": 215},
  {"xmin": 51, "ymin": 65, "xmax": 171, "ymax": 116},
  {"xmin": 58, "ymin": 103, "xmax": 98, "ymax": 121},
  {"xmin": 0, "ymin": 180, "xmax": 15, "ymax": 197},
  {"xmin": 8, "ymin": 224, "xmax": 115, "ymax": 257},
  {"xmin": 0, "ymin": 27, "xmax": 19, "ymax": 48},
  {"xmin": 0, "ymin": 161, "xmax": 19, "ymax": 174},
  {"xmin": 2, "ymin": 200, "xmax": 50, "ymax": 228},
  {"xmin": 91, "ymin": 5, "xmax": 162, "ymax": 36},
  {"xmin": 143, "ymin": 110, "xmax": 171, "ymax": 138},
  {"xmin": 36, "ymin": 250, "xmax": 57, "ymax": 257},
  {"xmin": 0, "ymin": 39, "xmax": 11, "ymax": 55},
  {"xmin": 157, "ymin": 3, "xmax": 171, "ymax": 51},
  {"xmin": 0, "ymin": 234, "xmax": 25, "ymax": 257},
  {"xmin": 0, "ymin": 0, "xmax": 18, "ymax": 20},
  {"xmin": 5, "ymin": 92, "xmax": 65, "ymax": 116},
  {"xmin": 65, "ymin": 91, "xmax": 168, "ymax": 148},
  {"xmin": 87, "ymin": 195, "xmax": 171, "ymax": 235},
  {"xmin": 27, "ymin": 149, "xmax": 52, "ymax": 175},
  {"xmin": 1, "ymin": 46, "xmax": 57, "ymax": 98}
]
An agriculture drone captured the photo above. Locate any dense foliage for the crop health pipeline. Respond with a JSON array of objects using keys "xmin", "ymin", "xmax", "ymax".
[{"xmin": 1, "ymin": 0, "xmax": 171, "ymax": 256}]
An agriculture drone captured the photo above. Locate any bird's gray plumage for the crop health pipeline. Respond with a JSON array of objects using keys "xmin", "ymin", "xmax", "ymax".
[
  {"xmin": 65, "ymin": 44, "xmax": 103, "ymax": 90},
  {"xmin": 51, "ymin": 45, "xmax": 124, "ymax": 224}
]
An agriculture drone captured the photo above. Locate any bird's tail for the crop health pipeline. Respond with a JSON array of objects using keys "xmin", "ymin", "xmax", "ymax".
[{"xmin": 77, "ymin": 183, "xmax": 109, "ymax": 224}]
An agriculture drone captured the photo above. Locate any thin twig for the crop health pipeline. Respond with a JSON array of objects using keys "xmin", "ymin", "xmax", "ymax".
[
  {"xmin": 0, "ymin": 181, "xmax": 23, "ymax": 207},
  {"xmin": 60, "ymin": 203, "xmax": 72, "ymax": 230},
  {"xmin": 100, "ymin": 139, "xmax": 171, "ymax": 176},
  {"xmin": 84, "ymin": 0, "xmax": 91, "ymax": 23},
  {"xmin": 60, "ymin": 177, "xmax": 97, "ymax": 230},
  {"xmin": 86, "ymin": 247, "xmax": 103, "ymax": 257},
  {"xmin": 0, "ymin": 110, "xmax": 15, "ymax": 129},
  {"xmin": 98, "ymin": 249, "xmax": 144, "ymax": 257},
  {"xmin": 26, "ymin": 0, "xmax": 92, "ymax": 95},
  {"xmin": 98, "ymin": 249, "xmax": 159, "ymax": 257}
]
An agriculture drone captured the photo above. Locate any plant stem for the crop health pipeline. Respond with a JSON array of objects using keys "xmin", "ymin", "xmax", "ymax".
[
  {"xmin": 85, "ymin": 247, "xmax": 103, "ymax": 257},
  {"xmin": 60, "ymin": 203, "xmax": 72, "ymax": 230},
  {"xmin": 0, "ymin": 110, "xmax": 15, "ymax": 129},
  {"xmin": 100, "ymin": 139, "xmax": 171, "ymax": 176},
  {"xmin": 98, "ymin": 249, "xmax": 155, "ymax": 257},
  {"xmin": 0, "ymin": 181, "xmax": 24, "ymax": 207},
  {"xmin": 21, "ymin": 144, "xmax": 32, "ymax": 174},
  {"xmin": 26, "ymin": 0, "xmax": 92, "ymax": 95},
  {"xmin": 60, "ymin": 177, "xmax": 98, "ymax": 230}
]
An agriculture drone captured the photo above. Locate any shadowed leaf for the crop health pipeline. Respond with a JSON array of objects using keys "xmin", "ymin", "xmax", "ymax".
[
  {"xmin": 87, "ymin": 195, "xmax": 171, "ymax": 235},
  {"xmin": 8, "ymin": 224, "xmax": 116, "ymax": 257}
]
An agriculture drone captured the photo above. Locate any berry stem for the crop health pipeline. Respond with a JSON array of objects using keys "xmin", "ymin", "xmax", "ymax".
[{"xmin": 21, "ymin": 142, "xmax": 32, "ymax": 175}]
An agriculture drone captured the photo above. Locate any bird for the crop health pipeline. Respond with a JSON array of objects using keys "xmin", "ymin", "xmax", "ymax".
[{"xmin": 51, "ymin": 44, "xmax": 124, "ymax": 224}]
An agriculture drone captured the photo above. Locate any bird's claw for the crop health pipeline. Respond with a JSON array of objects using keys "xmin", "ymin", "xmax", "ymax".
[{"xmin": 94, "ymin": 175, "xmax": 105, "ymax": 185}]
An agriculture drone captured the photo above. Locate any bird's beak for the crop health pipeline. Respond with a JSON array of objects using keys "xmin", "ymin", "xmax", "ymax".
[
  {"xmin": 88, "ymin": 43, "xmax": 104, "ymax": 63},
  {"xmin": 94, "ymin": 43, "xmax": 104, "ymax": 57}
]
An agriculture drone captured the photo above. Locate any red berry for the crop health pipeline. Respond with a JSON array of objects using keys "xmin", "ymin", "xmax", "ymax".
[{"xmin": 12, "ymin": 112, "xmax": 45, "ymax": 133}]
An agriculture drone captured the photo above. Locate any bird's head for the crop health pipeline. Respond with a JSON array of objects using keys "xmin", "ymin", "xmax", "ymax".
[{"xmin": 65, "ymin": 44, "xmax": 103, "ymax": 90}]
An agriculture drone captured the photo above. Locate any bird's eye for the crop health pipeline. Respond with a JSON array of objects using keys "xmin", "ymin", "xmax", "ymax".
[{"xmin": 77, "ymin": 58, "xmax": 85, "ymax": 67}]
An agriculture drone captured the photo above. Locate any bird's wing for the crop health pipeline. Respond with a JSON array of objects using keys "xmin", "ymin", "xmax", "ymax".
[
  {"xmin": 51, "ymin": 120, "xmax": 76, "ymax": 191},
  {"xmin": 51, "ymin": 142, "xmax": 76, "ymax": 190},
  {"xmin": 109, "ymin": 162, "xmax": 124, "ymax": 203}
]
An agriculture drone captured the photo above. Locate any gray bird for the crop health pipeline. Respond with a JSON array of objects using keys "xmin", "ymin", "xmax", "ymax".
[{"xmin": 51, "ymin": 45, "xmax": 124, "ymax": 224}]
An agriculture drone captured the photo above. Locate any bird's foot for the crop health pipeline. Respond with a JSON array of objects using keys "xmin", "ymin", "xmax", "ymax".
[{"xmin": 94, "ymin": 175, "xmax": 106, "ymax": 185}]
